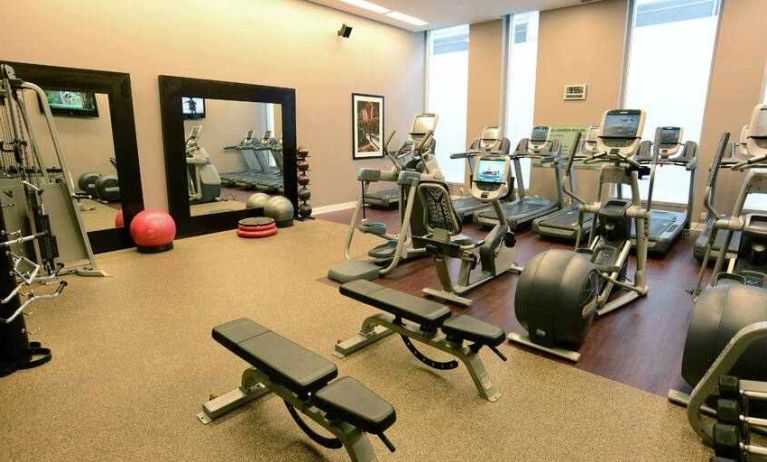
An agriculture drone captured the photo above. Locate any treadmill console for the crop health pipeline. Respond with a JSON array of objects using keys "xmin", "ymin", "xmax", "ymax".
[
  {"xmin": 410, "ymin": 113, "xmax": 439, "ymax": 141},
  {"xmin": 746, "ymin": 103, "xmax": 767, "ymax": 157},
  {"xmin": 656, "ymin": 126, "xmax": 683, "ymax": 158},
  {"xmin": 477, "ymin": 126, "xmax": 508, "ymax": 154},
  {"xmin": 528, "ymin": 126, "xmax": 550, "ymax": 153},
  {"xmin": 471, "ymin": 156, "xmax": 510, "ymax": 202},
  {"xmin": 597, "ymin": 109, "xmax": 646, "ymax": 156},
  {"xmin": 583, "ymin": 126, "xmax": 600, "ymax": 155}
]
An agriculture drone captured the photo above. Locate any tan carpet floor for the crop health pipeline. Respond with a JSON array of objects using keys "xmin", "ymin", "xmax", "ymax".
[{"xmin": 0, "ymin": 219, "xmax": 710, "ymax": 461}]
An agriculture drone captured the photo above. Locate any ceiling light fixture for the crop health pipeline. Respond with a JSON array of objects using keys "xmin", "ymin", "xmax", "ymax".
[
  {"xmin": 385, "ymin": 11, "xmax": 428, "ymax": 27},
  {"xmin": 340, "ymin": 0, "xmax": 390, "ymax": 15}
]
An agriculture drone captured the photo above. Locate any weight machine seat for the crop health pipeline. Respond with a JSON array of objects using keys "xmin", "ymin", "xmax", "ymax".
[
  {"xmin": 213, "ymin": 318, "xmax": 338, "ymax": 395},
  {"xmin": 340, "ymin": 280, "xmax": 451, "ymax": 330},
  {"xmin": 313, "ymin": 376, "xmax": 396, "ymax": 435},
  {"xmin": 442, "ymin": 315, "xmax": 505, "ymax": 347}
]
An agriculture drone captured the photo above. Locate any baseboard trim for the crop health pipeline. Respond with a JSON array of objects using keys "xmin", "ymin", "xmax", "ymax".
[{"xmin": 313, "ymin": 201, "xmax": 357, "ymax": 215}]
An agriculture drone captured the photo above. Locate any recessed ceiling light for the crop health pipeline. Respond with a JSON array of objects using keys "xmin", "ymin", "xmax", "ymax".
[
  {"xmin": 340, "ymin": 0, "xmax": 390, "ymax": 14},
  {"xmin": 385, "ymin": 11, "xmax": 428, "ymax": 27}
]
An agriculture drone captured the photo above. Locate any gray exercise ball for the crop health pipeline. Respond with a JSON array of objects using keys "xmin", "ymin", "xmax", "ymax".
[
  {"xmin": 246, "ymin": 193, "xmax": 271, "ymax": 211},
  {"xmin": 265, "ymin": 196, "xmax": 294, "ymax": 228}
]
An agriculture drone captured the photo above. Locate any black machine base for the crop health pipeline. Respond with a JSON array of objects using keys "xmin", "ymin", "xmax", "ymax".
[
  {"xmin": 0, "ymin": 341, "xmax": 52, "ymax": 377},
  {"xmin": 137, "ymin": 243, "xmax": 175, "ymax": 254}
]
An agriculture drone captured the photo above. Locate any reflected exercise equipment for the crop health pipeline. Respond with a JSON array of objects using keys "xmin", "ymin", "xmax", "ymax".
[
  {"xmin": 0, "ymin": 64, "xmax": 105, "ymax": 277},
  {"xmin": 77, "ymin": 157, "xmax": 121, "ymax": 203},
  {"xmin": 185, "ymin": 125, "xmax": 222, "ymax": 203},
  {"xmin": 222, "ymin": 130, "xmax": 284, "ymax": 193}
]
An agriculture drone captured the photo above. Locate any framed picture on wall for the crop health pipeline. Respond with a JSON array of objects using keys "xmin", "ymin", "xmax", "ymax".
[{"xmin": 352, "ymin": 93, "xmax": 384, "ymax": 159}]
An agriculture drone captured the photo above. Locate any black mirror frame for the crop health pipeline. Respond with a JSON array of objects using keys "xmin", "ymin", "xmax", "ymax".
[
  {"xmin": 1, "ymin": 61, "xmax": 144, "ymax": 253},
  {"xmin": 158, "ymin": 75, "xmax": 297, "ymax": 238}
]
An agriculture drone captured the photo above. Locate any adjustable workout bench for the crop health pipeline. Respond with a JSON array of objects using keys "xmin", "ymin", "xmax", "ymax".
[
  {"xmin": 336, "ymin": 280, "xmax": 507, "ymax": 401},
  {"xmin": 199, "ymin": 318, "xmax": 396, "ymax": 462}
]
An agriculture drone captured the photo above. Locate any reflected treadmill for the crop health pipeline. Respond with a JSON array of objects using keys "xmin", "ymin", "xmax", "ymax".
[
  {"xmin": 474, "ymin": 126, "xmax": 563, "ymax": 230},
  {"xmin": 221, "ymin": 131, "xmax": 284, "ymax": 193},
  {"xmin": 533, "ymin": 127, "xmax": 596, "ymax": 241},
  {"xmin": 449, "ymin": 126, "xmax": 513, "ymax": 221},
  {"xmin": 629, "ymin": 127, "xmax": 698, "ymax": 255}
]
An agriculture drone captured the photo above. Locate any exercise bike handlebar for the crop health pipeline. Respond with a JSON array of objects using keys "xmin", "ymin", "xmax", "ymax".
[{"xmin": 732, "ymin": 153, "xmax": 767, "ymax": 171}]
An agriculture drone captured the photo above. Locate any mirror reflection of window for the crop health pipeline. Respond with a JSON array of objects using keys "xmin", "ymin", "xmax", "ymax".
[
  {"xmin": 24, "ymin": 90, "xmax": 120, "ymax": 232},
  {"xmin": 183, "ymin": 99, "xmax": 287, "ymax": 217}
]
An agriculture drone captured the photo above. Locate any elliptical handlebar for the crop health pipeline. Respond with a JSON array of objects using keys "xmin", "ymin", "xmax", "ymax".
[
  {"xmin": 703, "ymin": 132, "xmax": 732, "ymax": 221},
  {"xmin": 732, "ymin": 152, "xmax": 767, "ymax": 171}
]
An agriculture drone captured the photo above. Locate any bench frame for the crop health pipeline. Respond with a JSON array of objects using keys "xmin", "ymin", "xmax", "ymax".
[
  {"xmin": 335, "ymin": 312, "xmax": 501, "ymax": 402},
  {"xmin": 198, "ymin": 367, "xmax": 380, "ymax": 462}
]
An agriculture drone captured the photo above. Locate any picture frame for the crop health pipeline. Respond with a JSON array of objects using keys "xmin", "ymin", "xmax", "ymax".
[{"xmin": 352, "ymin": 93, "xmax": 384, "ymax": 159}]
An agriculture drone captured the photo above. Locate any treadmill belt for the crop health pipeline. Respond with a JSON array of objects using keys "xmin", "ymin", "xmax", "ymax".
[{"xmin": 650, "ymin": 214, "xmax": 675, "ymax": 237}]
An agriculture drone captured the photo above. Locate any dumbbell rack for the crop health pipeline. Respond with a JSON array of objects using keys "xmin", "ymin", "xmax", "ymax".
[{"xmin": 296, "ymin": 147, "xmax": 313, "ymax": 221}]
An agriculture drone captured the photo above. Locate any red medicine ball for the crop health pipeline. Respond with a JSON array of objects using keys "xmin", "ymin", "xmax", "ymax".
[{"xmin": 130, "ymin": 209, "xmax": 176, "ymax": 253}]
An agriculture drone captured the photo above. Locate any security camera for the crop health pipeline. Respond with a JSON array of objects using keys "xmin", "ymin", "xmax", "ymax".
[{"xmin": 338, "ymin": 24, "xmax": 353, "ymax": 38}]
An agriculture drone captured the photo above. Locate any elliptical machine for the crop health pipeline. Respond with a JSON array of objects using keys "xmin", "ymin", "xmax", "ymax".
[
  {"xmin": 668, "ymin": 104, "xmax": 767, "ymax": 409},
  {"xmin": 185, "ymin": 125, "xmax": 222, "ymax": 203},
  {"xmin": 327, "ymin": 113, "xmax": 439, "ymax": 283},
  {"xmin": 509, "ymin": 109, "xmax": 651, "ymax": 362},
  {"xmin": 414, "ymin": 154, "xmax": 521, "ymax": 306}
]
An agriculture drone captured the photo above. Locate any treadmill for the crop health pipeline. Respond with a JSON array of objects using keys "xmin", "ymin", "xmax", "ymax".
[
  {"xmin": 474, "ymin": 126, "xmax": 563, "ymax": 230},
  {"xmin": 694, "ymin": 126, "xmax": 747, "ymax": 260},
  {"xmin": 449, "ymin": 126, "xmax": 513, "ymax": 221},
  {"xmin": 222, "ymin": 131, "xmax": 283, "ymax": 193},
  {"xmin": 629, "ymin": 127, "xmax": 698, "ymax": 255},
  {"xmin": 532, "ymin": 127, "xmax": 597, "ymax": 241}
]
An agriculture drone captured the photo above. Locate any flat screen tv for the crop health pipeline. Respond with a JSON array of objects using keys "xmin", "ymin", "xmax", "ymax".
[
  {"xmin": 182, "ymin": 97, "xmax": 205, "ymax": 120},
  {"xmin": 43, "ymin": 90, "xmax": 99, "ymax": 117}
]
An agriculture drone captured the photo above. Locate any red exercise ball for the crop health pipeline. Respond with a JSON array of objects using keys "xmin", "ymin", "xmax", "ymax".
[
  {"xmin": 129, "ymin": 209, "xmax": 176, "ymax": 253},
  {"xmin": 115, "ymin": 209, "xmax": 124, "ymax": 228}
]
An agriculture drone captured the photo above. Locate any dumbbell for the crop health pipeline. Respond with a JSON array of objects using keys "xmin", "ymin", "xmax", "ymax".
[{"xmin": 712, "ymin": 376, "xmax": 767, "ymax": 461}]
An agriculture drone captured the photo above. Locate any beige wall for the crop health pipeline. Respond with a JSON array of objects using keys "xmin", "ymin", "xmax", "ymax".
[
  {"xmin": 694, "ymin": 0, "xmax": 767, "ymax": 220},
  {"xmin": 24, "ymin": 92, "xmax": 116, "ymax": 184},
  {"xmin": 529, "ymin": 0, "xmax": 628, "ymax": 199},
  {"xmin": 467, "ymin": 20, "xmax": 504, "ymax": 142},
  {"xmin": 0, "ymin": 0, "xmax": 424, "ymax": 208},
  {"xmin": 534, "ymin": 0, "xmax": 629, "ymax": 127}
]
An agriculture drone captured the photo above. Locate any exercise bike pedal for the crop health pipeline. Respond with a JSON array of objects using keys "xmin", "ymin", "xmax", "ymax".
[{"xmin": 504, "ymin": 232, "xmax": 516, "ymax": 248}]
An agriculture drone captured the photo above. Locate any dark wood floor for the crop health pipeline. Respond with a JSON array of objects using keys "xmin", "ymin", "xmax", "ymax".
[{"xmin": 319, "ymin": 206, "xmax": 708, "ymax": 397}]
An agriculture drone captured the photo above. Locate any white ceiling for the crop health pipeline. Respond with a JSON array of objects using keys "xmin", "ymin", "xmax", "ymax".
[{"xmin": 307, "ymin": 0, "xmax": 600, "ymax": 32}]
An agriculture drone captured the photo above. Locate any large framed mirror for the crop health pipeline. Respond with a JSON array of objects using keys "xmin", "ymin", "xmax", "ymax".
[
  {"xmin": 158, "ymin": 76, "xmax": 297, "ymax": 237},
  {"xmin": 1, "ymin": 61, "xmax": 144, "ymax": 253}
]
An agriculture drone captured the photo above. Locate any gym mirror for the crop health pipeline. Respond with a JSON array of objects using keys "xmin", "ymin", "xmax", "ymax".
[
  {"xmin": 159, "ymin": 76, "xmax": 297, "ymax": 237},
  {"xmin": 1, "ymin": 62, "xmax": 143, "ymax": 253},
  {"xmin": 182, "ymin": 99, "xmax": 284, "ymax": 217}
]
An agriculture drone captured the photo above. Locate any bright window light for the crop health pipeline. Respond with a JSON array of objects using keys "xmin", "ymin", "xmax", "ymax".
[
  {"xmin": 340, "ymin": 0, "xmax": 390, "ymax": 14},
  {"xmin": 623, "ymin": 0, "xmax": 721, "ymax": 204},
  {"xmin": 427, "ymin": 25, "xmax": 469, "ymax": 184},
  {"xmin": 386, "ymin": 11, "xmax": 428, "ymax": 26}
]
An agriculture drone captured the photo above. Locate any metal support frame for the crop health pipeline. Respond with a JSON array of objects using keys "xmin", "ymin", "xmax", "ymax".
[
  {"xmin": 335, "ymin": 313, "xmax": 501, "ymax": 402},
  {"xmin": 198, "ymin": 367, "xmax": 379, "ymax": 462},
  {"xmin": 681, "ymin": 322, "xmax": 767, "ymax": 447}
]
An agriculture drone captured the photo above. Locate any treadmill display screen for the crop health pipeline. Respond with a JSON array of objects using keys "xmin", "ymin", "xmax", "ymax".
[
  {"xmin": 603, "ymin": 113, "xmax": 641, "ymax": 138},
  {"xmin": 412, "ymin": 115, "xmax": 437, "ymax": 135},
  {"xmin": 658, "ymin": 127, "xmax": 681, "ymax": 146},
  {"xmin": 482, "ymin": 126, "xmax": 500, "ymax": 141},
  {"xmin": 755, "ymin": 106, "xmax": 767, "ymax": 136},
  {"xmin": 475, "ymin": 159, "xmax": 505, "ymax": 184},
  {"xmin": 531, "ymin": 126, "xmax": 549, "ymax": 142}
]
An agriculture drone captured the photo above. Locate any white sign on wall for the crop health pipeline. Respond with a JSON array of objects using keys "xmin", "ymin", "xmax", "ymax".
[{"xmin": 563, "ymin": 84, "xmax": 588, "ymax": 101}]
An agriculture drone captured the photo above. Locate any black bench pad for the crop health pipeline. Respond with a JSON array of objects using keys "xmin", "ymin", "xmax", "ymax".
[
  {"xmin": 213, "ymin": 318, "xmax": 338, "ymax": 395},
  {"xmin": 340, "ymin": 280, "xmax": 451, "ymax": 329},
  {"xmin": 314, "ymin": 377, "xmax": 396, "ymax": 434},
  {"xmin": 442, "ymin": 315, "xmax": 505, "ymax": 347}
]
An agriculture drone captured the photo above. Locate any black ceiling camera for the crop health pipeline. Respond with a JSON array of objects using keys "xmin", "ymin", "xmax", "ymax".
[{"xmin": 338, "ymin": 24, "xmax": 353, "ymax": 38}]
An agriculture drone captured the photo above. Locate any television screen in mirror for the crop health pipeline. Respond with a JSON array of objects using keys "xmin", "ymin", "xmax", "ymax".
[{"xmin": 183, "ymin": 98, "xmax": 285, "ymax": 217}]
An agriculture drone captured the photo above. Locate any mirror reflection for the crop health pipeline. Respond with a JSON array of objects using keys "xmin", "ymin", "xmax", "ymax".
[
  {"xmin": 183, "ymin": 98, "xmax": 285, "ymax": 216},
  {"xmin": 23, "ymin": 90, "xmax": 121, "ymax": 232}
]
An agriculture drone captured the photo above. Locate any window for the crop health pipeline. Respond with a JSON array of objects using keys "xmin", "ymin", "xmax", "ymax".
[
  {"xmin": 427, "ymin": 25, "xmax": 470, "ymax": 184},
  {"xmin": 623, "ymin": 0, "xmax": 721, "ymax": 204},
  {"xmin": 505, "ymin": 12, "xmax": 539, "ymax": 190}
]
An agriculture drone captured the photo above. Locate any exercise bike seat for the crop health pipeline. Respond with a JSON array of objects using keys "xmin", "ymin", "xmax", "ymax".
[
  {"xmin": 340, "ymin": 280, "xmax": 451, "ymax": 330},
  {"xmin": 213, "ymin": 318, "xmax": 338, "ymax": 395},
  {"xmin": 313, "ymin": 376, "xmax": 396, "ymax": 435},
  {"xmin": 442, "ymin": 315, "xmax": 505, "ymax": 347}
]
